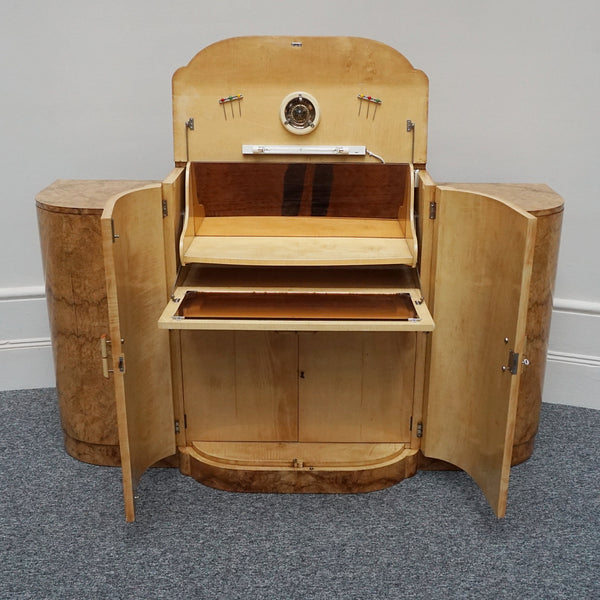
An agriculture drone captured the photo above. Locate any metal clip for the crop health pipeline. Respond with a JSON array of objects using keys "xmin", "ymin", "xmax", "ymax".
[
  {"xmin": 111, "ymin": 219, "xmax": 119, "ymax": 243},
  {"xmin": 407, "ymin": 120, "xmax": 416, "ymax": 163},
  {"xmin": 502, "ymin": 350, "xmax": 520, "ymax": 375}
]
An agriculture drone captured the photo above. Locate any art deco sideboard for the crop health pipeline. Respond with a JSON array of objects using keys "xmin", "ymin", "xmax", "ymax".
[{"xmin": 36, "ymin": 37, "xmax": 563, "ymax": 522}]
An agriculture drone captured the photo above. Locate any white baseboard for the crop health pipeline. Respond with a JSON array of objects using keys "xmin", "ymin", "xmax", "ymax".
[
  {"xmin": 0, "ymin": 337, "xmax": 55, "ymax": 390},
  {"xmin": 544, "ymin": 351, "xmax": 600, "ymax": 409},
  {"xmin": 543, "ymin": 298, "xmax": 600, "ymax": 410},
  {"xmin": 0, "ymin": 287, "xmax": 56, "ymax": 390},
  {"xmin": 1, "ymin": 289, "xmax": 599, "ymax": 410}
]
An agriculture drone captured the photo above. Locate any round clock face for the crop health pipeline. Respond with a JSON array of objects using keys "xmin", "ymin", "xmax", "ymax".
[{"xmin": 280, "ymin": 92, "xmax": 320, "ymax": 135}]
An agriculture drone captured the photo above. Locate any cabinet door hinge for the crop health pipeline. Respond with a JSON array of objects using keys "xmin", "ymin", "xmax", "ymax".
[
  {"xmin": 410, "ymin": 417, "xmax": 423, "ymax": 437},
  {"xmin": 429, "ymin": 201, "xmax": 437, "ymax": 220},
  {"xmin": 162, "ymin": 199, "xmax": 168, "ymax": 217},
  {"xmin": 175, "ymin": 415, "xmax": 187, "ymax": 434}
]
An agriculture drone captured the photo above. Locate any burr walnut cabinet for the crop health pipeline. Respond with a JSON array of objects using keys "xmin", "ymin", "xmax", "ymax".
[{"xmin": 36, "ymin": 37, "xmax": 563, "ymax": 522}]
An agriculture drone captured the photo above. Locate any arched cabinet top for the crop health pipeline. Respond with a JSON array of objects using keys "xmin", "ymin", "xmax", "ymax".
[{"xmin": 172, "ymin": 36, "xmax": 429, "ymax": 164}]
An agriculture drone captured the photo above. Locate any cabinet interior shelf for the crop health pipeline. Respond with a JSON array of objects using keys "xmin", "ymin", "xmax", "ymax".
[{"xmin": 182, "ymin": 217, "xmax": 414, "ymax": 266}]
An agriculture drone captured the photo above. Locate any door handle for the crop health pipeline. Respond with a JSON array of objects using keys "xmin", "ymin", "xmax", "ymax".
[{"xmin": 100, "ymin": 334, "xmax": 112, "ymax": 378}]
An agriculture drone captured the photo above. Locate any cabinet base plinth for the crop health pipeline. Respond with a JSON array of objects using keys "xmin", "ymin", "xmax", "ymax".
[
  {"xmin": 184, "ymin": 442, "xmax": 418, "ymax": 493},
  {"xmin": 63, "ymin": 432, "xmax": 121, "ymax": 467},
  {"xmin": 510, "ymin": 438, "xmax": 535, "ymax": 466}
]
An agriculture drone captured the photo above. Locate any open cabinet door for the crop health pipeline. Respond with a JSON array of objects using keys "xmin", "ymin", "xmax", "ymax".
[
  {"xmin": 102, "ymin": 184, "xmax": 175, "ymax": 522},
  {"xmin": 422, "ymin": 187, "xmax": 536, "ymax": 517}
]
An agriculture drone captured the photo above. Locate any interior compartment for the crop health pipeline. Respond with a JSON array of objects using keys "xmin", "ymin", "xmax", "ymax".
[{"xmin": 179, "ymin": 162, "xmax": 417, "ymax": 266}]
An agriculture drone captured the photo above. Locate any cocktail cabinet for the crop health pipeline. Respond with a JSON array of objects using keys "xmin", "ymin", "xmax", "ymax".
[{"xmin": 37, "ymin": 37, "xmax": 563, "ymax": 521}]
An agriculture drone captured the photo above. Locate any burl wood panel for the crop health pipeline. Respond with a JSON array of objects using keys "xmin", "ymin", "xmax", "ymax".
[
  {"xmin": 512, "ymin": 204, "xmax": 563, "ymax": 463},
  {"xmin": 36, "ymin": 180, "xmax": 153, "ymax": 466}
]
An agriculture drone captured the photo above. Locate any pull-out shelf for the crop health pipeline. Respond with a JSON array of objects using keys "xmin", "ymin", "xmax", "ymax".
[{"xmin": 158, "ymin": 265, "xmax": 434, "ymax": 331}]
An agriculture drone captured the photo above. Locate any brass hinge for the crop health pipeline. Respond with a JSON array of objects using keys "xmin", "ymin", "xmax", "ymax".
[
  {"xmin": 429, "ymin": 201, "xmax": 437, "ymax": 220},
  {"xmin": 162, "ymin": 199, "xmax": 168, "ymax": 218}
]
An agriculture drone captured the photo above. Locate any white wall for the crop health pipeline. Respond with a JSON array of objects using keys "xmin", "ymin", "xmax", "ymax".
[{"xmin": 1, "ymin": 0, "xmax": 598, "ymax": 407}]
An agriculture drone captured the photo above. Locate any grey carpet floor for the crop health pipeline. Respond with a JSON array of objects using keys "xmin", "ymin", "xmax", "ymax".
[{"xmin": 0, "ymin": 388, "xmax": 598, "ymax": 600}]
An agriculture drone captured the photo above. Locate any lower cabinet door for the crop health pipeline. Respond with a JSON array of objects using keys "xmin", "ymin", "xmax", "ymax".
[
  {"xmin": 181, "ymin": 330, "xmax": 299, "ymax": 442},
  {"xmin": 298, "ymin": 331, "xmax": 415, "ymax": 443},
  {"xmin": 181, "ymin": 330, "xmax": 416, "ymax": 446}
]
